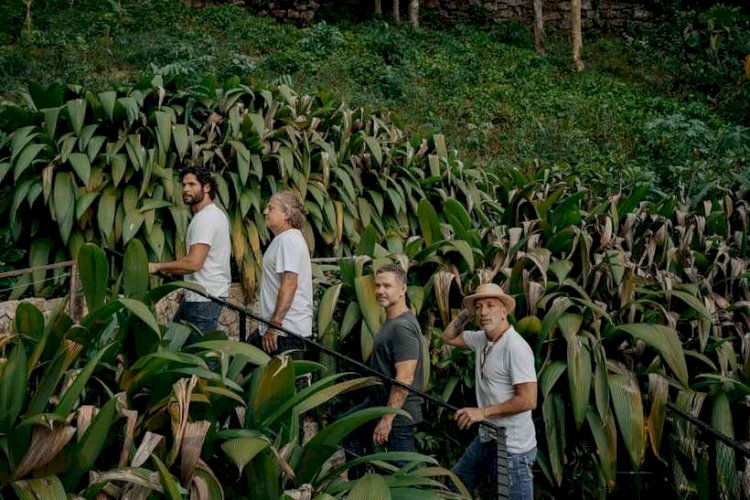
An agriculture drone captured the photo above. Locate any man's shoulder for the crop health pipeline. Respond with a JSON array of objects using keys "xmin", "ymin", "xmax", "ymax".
[{"xmin": 195, "ymin": 204, "xmax": 228, "ymax": 223}]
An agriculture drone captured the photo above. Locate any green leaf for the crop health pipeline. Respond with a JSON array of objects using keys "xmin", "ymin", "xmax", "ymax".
[
  {"xmin": 357, "ymin": 225, "xmax": 378, "ymax": 257},
  {"xmin": 151, "ymin": 454, "xmax": 182, "ymax": 500},
  {"xmin": 64, "ymin": 397, "xmax": 119, "ymax": 490},
  {"xmin": 711, "ymin": 391, "xmax": 737, "ymax": 499},
  {"xmin": 97, "ymin": 187, "xmax": 117, "ymax": 242},
  {"xmin": 119, "ymin": 298, "xmax": 161, "ymax": 336},
  {"xmin": 444, "ymin": 198, "xmax": 471, "ymax": 232},
  {"xmin": 318, "ymin": 283, "xmax": 342, "ymax": 337},
  {"xmin": 190, "ymin": 340, "xmax": 270, "ymax": 367},
  {"xmin": 294, "ymin": 406, "xmax": 408, "ymax": 484},
  {"xmin": 340, "ymin": 301, "xmax": 361, "ymax": 340},
  {"xmin": 349, "ymin": 473, "xmax": 391, "ymax": 500},
  {"xmin": 78, "ymin": 243, "xmax": 109, "ymax": 311},
  {"xmin": 29, "ymin": 238, "xmax": 52, "ymax": 296},
  {"xmin": 567, "ymin": 335, "xmax": 592, "ymax": 430},
  {"xmin": 154, "ymin": 111, "xmax": 172, "ymax": 152},
  {"xmin": 66, "ymin": 98, "xmax": 87, "ymax": 136},
  {"xmin": 15, "ymin": 302, "xmax": 44, "ymax": 341},
  {"xmin": 53, "ymin": 172, "xmax": 75, "ymax": 243},
  {"xmin": 417, "ymin": 199, "xmax": 441, "ymax": 246},
  {"xmin": 68, "ymin": 152, "xmax": 91, "ymax": 185},
  {"xmin": 354, "ymin": 275, "xmax": 384, "ymax": 339},
  {"xmin": 646, "ymin": 373, "xmax": 668, "ymax": 458},
  {"xmin": 123, "ymin": 239, "xmax": 149, "ymax": 300},
  {"xmin": 220, "ymin": 437, "xmax": 270, "ymax": 477},
  {"xmin": 14, "ymin": 143, "xmax": 46, "ymax": 181},
  {"xmin": 539, "ymin": 361, "xmax": 566, "ymax": 399},
  {"xmin": 586, "ymin": 408, "xmax": 617, "ymax": 491},
  {"xmin": 0, "ymin": 343, "xmax": 29, "ymax": 432},
  {"xmin": 11, "ymin": 476, "xmax": 67, "ymax": 500},
  {"xmin": 55, "ymin": 344, "xmax": 114, "ymax": 417},
  {"xmin": 122, "ymin": 209, "xmax": 145, "ymax": 245},
  {"xmin": 363, "ymin": 136, "xmax": 383, "ymax": 166},
  {"xmin": 542, "ymin": 392, "xmax": 565, "ymax": 487},
  {"xmin": 98, "ymin": 91, "xmax": 117, "ymax": 121},
  {"xmin": 172, "ymin": 124, "xmax": 189, "ymax": 158},
  {"xmin": 608, "ymin": 373, "xmax": 645, "ymax": 470},
  {"xmin": 617, "ymin": 323, "xmax": 689, "ymax": 388}
]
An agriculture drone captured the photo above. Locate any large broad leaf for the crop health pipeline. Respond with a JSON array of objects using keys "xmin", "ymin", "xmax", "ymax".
[
  {"xmin": 249, "ymin": 357, "xmax": 296, "ymax": 429},
  {"xmin": 417, "ymin": 199, "xmax": 441, "ymax": 246},
  {"xmin": 119, "ymin": 298, "xmax": 161, "ymax": 336},
  {"xmin": 586, "ymin": 408, "xmax": 617, "ymax": 491},
  {"xmin": 152, "ymin": 454, "xmax": 183, "ymax": 500},
  {"xmin": 646, "ymin": 373, "xmax": 668, "ymax": 458},
  {"xmin": 29, "ymin": 238, "xmax": 52, "ymax": 296},
  {"xmin": 349, "ymin": 473, "xmax": 391, "ymax": 500},
  {"xmin": 68, "ymin": 152, "xmax": 91, "ymax": 185},
  {"xmin": 711, "ymin": 392, "xmax": 738, "ymax": 499},
  {"xmin": 63, "ymin": 397, "xmax": 119, "ymax": 490},
  {"xmin": 244, "ymin": 448, "xmax": 280, "ymax": 500},
  {"xmin": 53, "ymin": 172, "xmax": 75, "ymax": 243},
  {"xmin": 14, "ymin": 302, "xmax": 44, "ymax": 341},
  {"xmin": 567, "ymin": 335, "xmax": 592, "ymax": 430},
  {"xmin": 617, "ymin": 323, "xmax": 689, "ymax": 388},
  {"xmin": 0, "ymin": 342, "xmax": 29, "ymax": 432},
  {"xmin": 11, "ymin": 476, "xmax": 67, "ymax": 500},
  {"xmin": 220, "ymin": 437, "xmax": 270, "ymax": 477},
  {"xmin": 608, "ymin": 373, "xmax": 646, "ymax": 470},
  {"xmin": 123, "ymin": 239, "xmax": 149, "ymax": 300},
  {"xmin": 190, "ymin": 340, "xmax": 270, "ymax": 367},
  {"xmin": 542, "ymin": 392, "xmax": 565, "ymax": 486},
  {"xmin": 354, "ymin": 275, "xmax": 384, "ymax": 340},
  {"xmin": 55, "ymin": 344, "xmax": 114, "ymax": 416},
  {"xmin": 294, "ymin": 406, "xmax": 408, "ymax": 484},
  {"xmin": 538, "ymin": 361, "xmax": 566, "ymax": 399},
  {"xmin": 317, "ymin": 283, "xmax": 342, "ymax": 337},
  {"xmin": 77, "ymin": 243, "xmax": 109, "ymax": 311}
]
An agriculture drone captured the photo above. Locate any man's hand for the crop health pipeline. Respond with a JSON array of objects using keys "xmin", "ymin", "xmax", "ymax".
[
  {"xmin": 455, "ymin": 407, "xmax": 486, "ymax": 430},
  {"xmin": 148, "ymin": 262, "xmax": 160, "ymax": 274},
  {"xmin": 262, "ymin": 330, "xmax": 279, "ymax": 353},
  {"xmin": 373, "ymin": 416, "xmax": 393, "ymax": 445}
]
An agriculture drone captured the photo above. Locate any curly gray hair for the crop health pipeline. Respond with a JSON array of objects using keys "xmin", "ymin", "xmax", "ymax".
[{"xmin": 271, "ymin": 191, "xmax": 307, "ymax": 230}]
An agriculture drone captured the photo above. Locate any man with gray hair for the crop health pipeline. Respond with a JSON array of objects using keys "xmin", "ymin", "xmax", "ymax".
[
  {"xmin": 255, "ymin": 191, "xmax": 313, "ymax": 356},
  {"xmin": 441, "ymin": 283, "xmax": 537, "ymax": 499}
]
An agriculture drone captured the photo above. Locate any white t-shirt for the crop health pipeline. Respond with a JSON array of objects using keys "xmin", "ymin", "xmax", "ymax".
[
  {"xmin": 463, "ymin": 327, "xmax": 537, "ymax": 453},
  {"xmin": 259, "ymin": 228, "xmax": 313, "ymax": 337},
  {"xmin": 183, "ymin": 203, "xmax": 231, "ymax": 302}
]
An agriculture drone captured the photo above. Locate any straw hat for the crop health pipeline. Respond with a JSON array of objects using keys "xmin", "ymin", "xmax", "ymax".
[{"xmin": 462, "ymin": 283, "xmax": 516, "ymax": 316}]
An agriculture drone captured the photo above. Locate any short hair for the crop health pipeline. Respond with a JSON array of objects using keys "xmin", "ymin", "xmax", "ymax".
[
  {"xmin": 375, "ymin": 263, "xmax": 407, "ymax": 285},
  {"xmin": 180, "ymin": 166, "xmax": 218, "ymax": 200},
  {"xmin": 271, "ymin": 191, "xmax": 306, "ymax": 230}
]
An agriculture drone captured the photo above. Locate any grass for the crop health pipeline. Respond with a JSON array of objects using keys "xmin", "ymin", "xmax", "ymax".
[{"xmin": 1, "ymin": 0, "xmax": 748, "ymax": 196}]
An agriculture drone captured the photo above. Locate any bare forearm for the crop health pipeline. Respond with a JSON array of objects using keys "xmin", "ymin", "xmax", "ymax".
[
  {"xmin": 151, "ymin": 257, "xmax": 199, "ymax": 275},
  {"xmin": 482, "ymin": 394, "xmax": 536, "ymax": 419},
  {"xmin": 272, "ymin": 277, "xmax": 297, "ymax": 322},
  {"xmin": 442, "ymin": 309, "xmax": 470, "ymax": 343}
]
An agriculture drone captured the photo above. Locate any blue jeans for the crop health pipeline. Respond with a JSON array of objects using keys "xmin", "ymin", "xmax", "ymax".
[
  {"xmin": 451, "ymin": 435, "xmax": 536, "ymax": 500},
  {"xmin": 344, "ymin": 416, "xmax": 416, "ymax": 480},
  {"xmin": 173, "ymin": 300, "xmax": 224, "ymax": 342}
]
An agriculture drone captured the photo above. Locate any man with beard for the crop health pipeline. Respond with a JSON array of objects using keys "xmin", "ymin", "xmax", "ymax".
[
  {"xmin": 346, "ymin": 263, "xmax": 424, "ymax": 478},
  {"xmin": 441, "ymin": 283, "xmax": 537, "ymax": 499},
  {"xmin": 149, "ymin": 166, "xmax": 231, "ymax": 336}
]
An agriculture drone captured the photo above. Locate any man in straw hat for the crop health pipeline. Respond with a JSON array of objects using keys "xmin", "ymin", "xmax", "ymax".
[{"xmin": 441, "ymin": 283, "xmax": 537, "ymax": 499}]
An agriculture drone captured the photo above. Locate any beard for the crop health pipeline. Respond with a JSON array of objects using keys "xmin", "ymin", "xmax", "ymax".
[{"xmin": 183, "ymin": 190, "xmax": 205, "ymax": 205}]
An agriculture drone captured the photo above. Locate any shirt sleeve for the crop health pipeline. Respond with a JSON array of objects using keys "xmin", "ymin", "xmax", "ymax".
[
  {"xmin": 275, "ymin": 232, "xmax": 308, "ymax": 275},
  {"xmin": 462, "ymin": 330, "xmax": 484, "ymax": 353},
  {"xmin": 189, "ymin": 211, "xmax": 216, "ymax": 247},
  {"xmin": 509, "ymin": 336, "xmax": 537, "ymax": 385},
  {"xmin": 393, "ymin": 320, "xmax": 421, "ymax": 364}
]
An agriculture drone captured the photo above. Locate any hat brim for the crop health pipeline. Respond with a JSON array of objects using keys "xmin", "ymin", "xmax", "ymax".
[{"xmin": 463, "ymin": 292, "xmax": 516, "ymax": 316}]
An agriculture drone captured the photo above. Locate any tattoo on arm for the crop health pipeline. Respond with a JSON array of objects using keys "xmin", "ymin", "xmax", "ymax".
[{"xmin": 272, "ymin": 271, "xmax": 298, "ymax": 323}]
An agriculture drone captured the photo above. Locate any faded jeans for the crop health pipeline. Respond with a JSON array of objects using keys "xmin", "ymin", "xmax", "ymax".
[
  {"xmin": 451, "ymin": 435, "xmax": 536, "ymax": 500},
  {"xmin": 173, "ymin": 300, "xmax": 224, "ymax": 343}
]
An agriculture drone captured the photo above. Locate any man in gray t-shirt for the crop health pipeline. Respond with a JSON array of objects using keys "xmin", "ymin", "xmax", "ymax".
[{"xmin": 346, "ymin": 263, "xmax": 424, "ymax": 478}]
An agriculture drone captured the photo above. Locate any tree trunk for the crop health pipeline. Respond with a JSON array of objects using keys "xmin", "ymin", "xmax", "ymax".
[
  {"xmin": 393, "ymin": 0, "xmax": 400, "ymax": 23},
  {"xmin": 571, "ymin": 0, "xmax": 584, "ymax": 71},
  {"xmin": 532, "ymin": 0, "xmax": 545, "ymax": 54},
  {"xmin": 408, "ymin": 0, "xmax": 419, "ymax": 28},
  {"xmin": 375, "ymin": 0, "xmax": 382, "ymax": 15}
]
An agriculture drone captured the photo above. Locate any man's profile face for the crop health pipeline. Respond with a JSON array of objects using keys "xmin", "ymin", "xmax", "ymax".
[
  {"xmin": 374, "ymin": 271, "xmax": 406, "ymax": 308},
  {"xmin": 182, "ymin": 173, "xmax": 206, "ymax": 205},
  {"xmin": 263, "ymin": 196, "xmax": 290, "ymax": 234},
  {"xmin": 474, "ymin": 297, "xmax": 506, "ymax": 332}
]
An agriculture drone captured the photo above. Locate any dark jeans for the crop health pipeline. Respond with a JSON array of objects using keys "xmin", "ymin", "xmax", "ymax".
[
  {"xmin": 345, "ymin": 420, "xmax": 417, "ymax": 480},
  {"xmin": 451, "ymin": 435, "xmax": 536, "ymax": 500},
  {"xmin": 248, "ymin": 330, "xmax": 307, "ymax": 360},
  {"xmin": 173, "ymin": 300, "xmax": 224, "ymax": 343}
]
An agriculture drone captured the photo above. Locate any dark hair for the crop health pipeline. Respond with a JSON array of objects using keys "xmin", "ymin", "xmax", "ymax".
[
  {"xmin": 375, "ymin": 263, "xmax": 407, "ymax": 285},
  {"xmin": 180, "ymin": 166, "xmax": 218, "ymax": 200},
  {"xmin": 271, "ymin": 191, "xmax": 307, "ymax": 230}
]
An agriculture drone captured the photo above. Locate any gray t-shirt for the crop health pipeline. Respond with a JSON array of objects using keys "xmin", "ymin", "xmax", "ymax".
[
  {"xmin": 369, "ymin": 311, "xmax": 424, "ymax": 427},
  {"xmin": 463, "ymin": 327, "xmax": 537, "ymax": 453}
]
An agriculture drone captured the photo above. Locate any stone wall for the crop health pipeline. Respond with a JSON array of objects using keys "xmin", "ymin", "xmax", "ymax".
[
  {"xmin": 422, "ymin": 0, "xmax": 653, "ymax": 28},
  {"xmin": 0, "ymin": 284, "xmax": 251, "ymax": 340}
]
